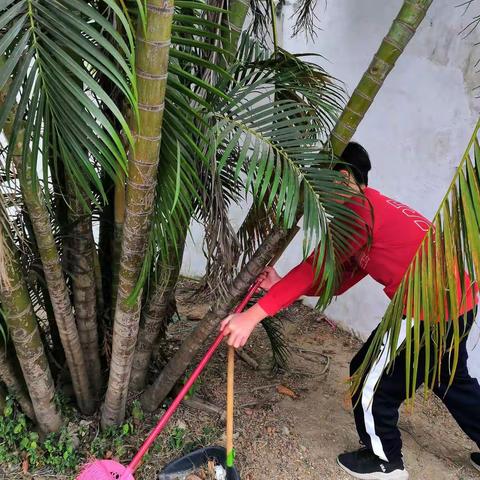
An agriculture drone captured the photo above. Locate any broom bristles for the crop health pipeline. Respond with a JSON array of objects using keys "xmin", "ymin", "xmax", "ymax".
[{"xmin": 76, "ymin": 459, "xmax": 134, "ymax": 480}]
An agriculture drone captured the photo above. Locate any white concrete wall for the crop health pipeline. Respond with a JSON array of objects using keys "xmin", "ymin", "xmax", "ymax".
[{"xmin": 181, "ymin": 0, "xmax": 480, "ymax": 378}]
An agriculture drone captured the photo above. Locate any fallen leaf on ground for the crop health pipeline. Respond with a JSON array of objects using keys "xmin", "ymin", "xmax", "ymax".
[
  {"xmin": 276, "ymin": 384, "xmax": 297, "ymax": 398},
  {"xmin": 22, "ymin": 458, "xmax": 29, "ymax": 474}
]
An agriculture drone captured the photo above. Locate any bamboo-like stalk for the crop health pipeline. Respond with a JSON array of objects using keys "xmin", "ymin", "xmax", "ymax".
[
  {"xmin": 0, "ymin": 87, "xmax": 94, "ymax": 414},
  {"xmin": 222, "ymin": 0, "xmax": 251, "ymax": 60},
  {"xmin": 141, "ymin": 226, "xmax": 288, "ymax": 411},
  {"xmin": 102, "ymin": 0, "xmax": 175, "ymax": 427},
  {"xmin": 67, "ymin": 185, "xmax": 102, "ymax": 395},
  {"xmin": 330, "ymin": 0, "xmax": 433, "ymax": 155},
  {"xmin": 0, "ymin": 342, "xmax": 35, "ymax": 420},
  {"xmin": 0, "ymin": 227, "xmax": 62, "ymax": 432}
]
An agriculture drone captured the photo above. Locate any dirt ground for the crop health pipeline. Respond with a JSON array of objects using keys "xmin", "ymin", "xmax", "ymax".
[{"xmin": 6, "ymin": 282, "xmax": 479, "ymax": 480}]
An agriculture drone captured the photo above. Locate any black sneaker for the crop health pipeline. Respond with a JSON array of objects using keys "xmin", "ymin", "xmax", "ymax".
[
  {"xmin": 471, "ymin": 452, "xmax": 480, "ymax": 472},
  {"xmin": 337, "ymin": 448, "xmax": 409, "ymax": 479}
]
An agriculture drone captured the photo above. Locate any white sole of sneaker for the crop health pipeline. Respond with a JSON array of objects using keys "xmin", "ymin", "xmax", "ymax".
[
  {"xmin": 336, "ymin": 457, "xmax": 409, "ymax": 480},
  {"xmin": 471, "ymin": 458, "xmax": 480, "ymax": 473}
]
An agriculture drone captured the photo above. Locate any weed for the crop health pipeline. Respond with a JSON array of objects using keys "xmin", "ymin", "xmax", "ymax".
[
  {"xmin": 0, "ymin": 397, "xmax": 78, "ymax": 473},
  {"xmin": 43, "ymin": 429, "xmax": 78, "ymax": 473},
  {"xmin": 131, "ymin": 400, "xmax": 144, "ymax": 423},
  {"xmin": 90, "ymin": 421, "xmax": 134, "ymax": 460},
  {"xmin": 0, "ymin": 397, "xmax": 40, "ymax": 467},
  {"xmin": 168, "ymin": 426, "xmax": 186, "ymax": 450},
  {"xmin": 183, "ymin": 425, "xmax": 220, "ymax": 453},
  {"xmin": 184, "ymin": 375, "xmax": 203, "ymax": 400}
]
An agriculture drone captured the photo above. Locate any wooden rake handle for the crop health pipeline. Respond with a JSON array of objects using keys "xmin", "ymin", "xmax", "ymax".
[
  {"xmin": 225, "ymin": 225, "xmax": 300, "ymax": 474},
  {"xmin": 226, "ymin": 345, "xmax": 235, "ymax": 474}
]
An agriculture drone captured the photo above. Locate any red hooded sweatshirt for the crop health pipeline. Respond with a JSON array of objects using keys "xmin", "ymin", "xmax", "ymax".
[{"xmin": 258, "ymin": 187, "xmax": 478, "ymax": 317}]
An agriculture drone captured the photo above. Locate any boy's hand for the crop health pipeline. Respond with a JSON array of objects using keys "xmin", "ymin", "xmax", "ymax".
[
  {"xmin": 258, "ymin": 266, "xmax": 282, "ymax": 291},
  {"xmin": 220, "ymin": 304, "xmax": 268, "ymax": 348},
  {"xmin": 220, "ymin": 312, "xmax": 256, "ymax": 348}
]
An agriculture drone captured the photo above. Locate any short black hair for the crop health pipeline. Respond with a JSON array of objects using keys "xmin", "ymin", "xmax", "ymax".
[{"xmin": 334, "ymin": 142, "xmax": 371, "ymax": 186}]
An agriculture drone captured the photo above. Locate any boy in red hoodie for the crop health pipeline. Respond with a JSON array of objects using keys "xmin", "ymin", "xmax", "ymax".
[{"xmin": 221, "ymin": 143, "xmax": 480, "ymax": 480}]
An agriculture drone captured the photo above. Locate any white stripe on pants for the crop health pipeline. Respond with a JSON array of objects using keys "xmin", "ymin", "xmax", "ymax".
[{"xmin": 361, "ymin": 319, "xmax": 408, "ymax": 461}]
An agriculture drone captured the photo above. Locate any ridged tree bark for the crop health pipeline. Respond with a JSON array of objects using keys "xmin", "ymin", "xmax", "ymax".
[
  {"xmin": 141, "ymin": 226, "xmax": 288, "ymax": 411},
  {"xmin": 67, "ymin": 186, "xmax": 102, "ymax": 395},
  {"xmin": 0, "ymin": 90, "xmax": 94, "ymax": 414},
  {"xmin": 0, "ymin": 228, "xmax": 62, "ymax": 432},
  {"xmin": 0, "ymin": 342, "xmax": 35, "ymax": 420},
  {"xmin": 330, "ymin": 0, "xmax": 433, "ymax": 155},
  {"xmin": 101, "ymin": 0, "xmax": 175, "ymax": 427},
  {"xmin": 129, "ymin": 235, "xmax": 186, "ymax": 391}
]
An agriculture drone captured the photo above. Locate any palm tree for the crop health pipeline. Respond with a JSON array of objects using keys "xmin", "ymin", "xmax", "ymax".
[
  {"xmin": 0, "ymin": 321, "xmax": 35, "ymax": 421},
  {"xmin": 139, "ymin": 0, "xmax": 436, "ymax": 411},
  {"xmin": 331, "ymin": 0, "xmax": 434, "ymax": 154}
]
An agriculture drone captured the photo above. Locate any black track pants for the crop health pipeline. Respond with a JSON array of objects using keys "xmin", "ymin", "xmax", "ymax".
[{"xmin": 350, "ymin": 310, "xmax": 480, "ymax": 462}]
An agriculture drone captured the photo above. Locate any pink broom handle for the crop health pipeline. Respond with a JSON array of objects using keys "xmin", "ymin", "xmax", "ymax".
[{"xmin": 124, "ymin": 280, "xmax": 262, "ymax": 476}]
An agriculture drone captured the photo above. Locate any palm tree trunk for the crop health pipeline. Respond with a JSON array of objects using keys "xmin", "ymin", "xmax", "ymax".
[
  {"xmin": 330, "ymin": 0, "xmax": 433, "ymax": 155},
  {"xmin": 101, "ymin": 0, "xmax": 175, "ymax": 427},
  {"xmin": 67, "ymin": 185, "xmax": 102, "ymax": 395},
  {"xmin": 140, "ymin": 226, "xmax": 288, "ymax": 411},
  {"xmin": 0, "ymin": 94, "xmax": 94, "ymax": 414},
  {"xmin": 0, "ymin": 228, "xmax": 62, "ymax": 432},
  {"xmin": 0, "ymin": 342, "xmax": 35, "ymax": 420},
  {"xmin": 129, "ymin": 234, "xmax": 187, "ymax": 391},
  {"xmin": 111, "ymin": 171, "xmax": 125, "ymax": 316}
]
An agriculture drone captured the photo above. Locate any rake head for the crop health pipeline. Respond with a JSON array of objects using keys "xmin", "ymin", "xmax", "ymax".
[{"xmin": 77, "ymin": 459, "xmax": 135, "ymax": 480}]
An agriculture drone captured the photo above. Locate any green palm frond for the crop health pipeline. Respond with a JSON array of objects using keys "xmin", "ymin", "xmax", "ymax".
[
  {"xmin": 352, "ymin": 120, "xmax": 480, "ymax": 404},
  {"xmin": 200, "ymin": 38, "xmax": 362, "ymax": 309},
  {"xmin": 201, "ymin": 37, "xmax": 348, "ymax": 291},
  {"xmin": 261, "ymin": 316, "xmax": 290, "ymax": 371},
  {"xmin": 0, "ymin": 0, "xmax": 137, "ymax": 201}
]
